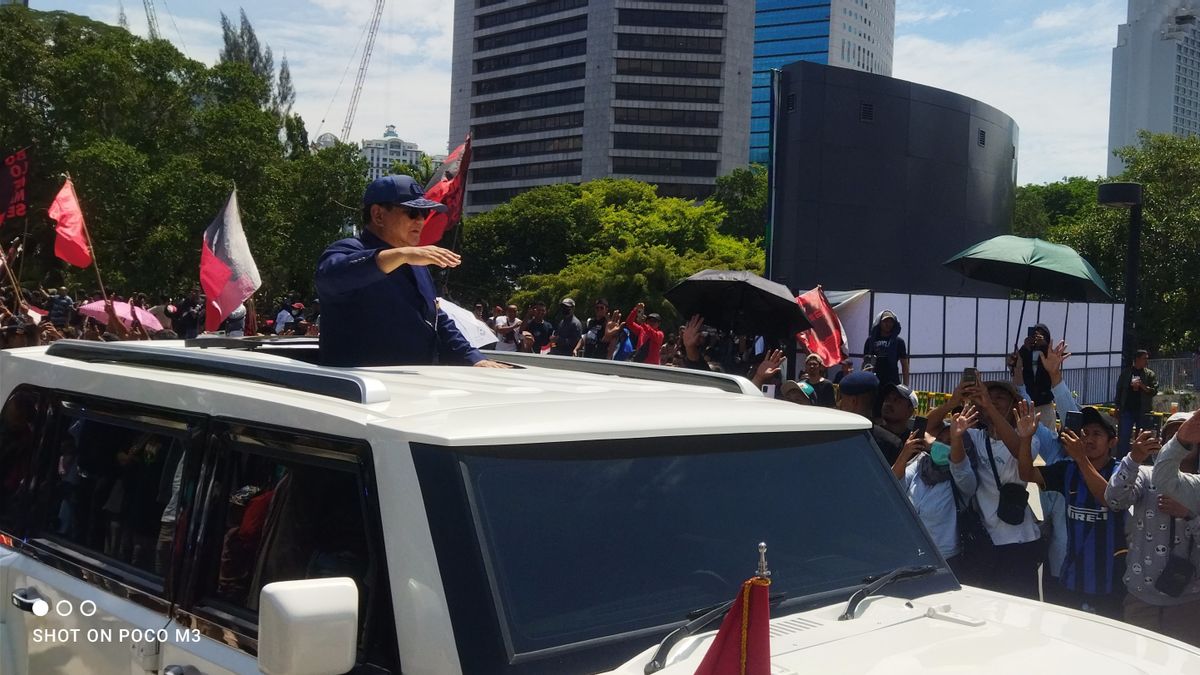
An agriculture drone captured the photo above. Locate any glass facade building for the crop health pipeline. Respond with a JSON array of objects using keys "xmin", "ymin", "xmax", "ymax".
[
  {"xmin": 751, "ymin": 2, "xmax": 832, "ymax": 163},
  {"xmin": 751, "ymin": 0, "xmax": 894, "ymax": 164}
]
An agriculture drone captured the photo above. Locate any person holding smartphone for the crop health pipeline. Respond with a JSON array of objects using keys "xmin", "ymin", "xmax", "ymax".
[
  {"xmin": 1013, "ymin": 324, "xmax": 1055, "ymax": 430},
  {"xmin": 1017, "ymin": 403, "xmax": 1126, "ymax": 619},
  {"xmin": 1106, "ymin": 412, "xmax": 1200, "ymax": 644}
]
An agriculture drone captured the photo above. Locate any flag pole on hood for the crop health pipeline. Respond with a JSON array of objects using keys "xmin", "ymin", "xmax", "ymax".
[
  {"xmin": 48, "ymin": 175, "xmax": 105, "ymax": 299},
  {"xmin": 692, "ymin": 544, "xmax": 773, "ymax": 675}
]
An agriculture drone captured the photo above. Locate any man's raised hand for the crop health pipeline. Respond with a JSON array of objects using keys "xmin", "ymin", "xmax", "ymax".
[{"xmin": 398, "ymin": 245, "xmax": 461, "ymax": 269}]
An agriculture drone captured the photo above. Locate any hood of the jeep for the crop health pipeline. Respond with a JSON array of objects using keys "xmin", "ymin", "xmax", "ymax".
[{"xmin": 601, "ymin": 586, "xmax": 1200, "ymax": 674}]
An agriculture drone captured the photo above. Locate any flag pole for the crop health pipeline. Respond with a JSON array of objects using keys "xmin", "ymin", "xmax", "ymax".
[
  {"xmin": 64, "ymin": 175, "xmax": 107, "ymax": 300},
  {"xmin": 0, "ymin": 246, "xmax": 23, "ymax": 313},
  {"xmin": 16, "ymin": 216, "xmax": 29, "ymax": 284}
]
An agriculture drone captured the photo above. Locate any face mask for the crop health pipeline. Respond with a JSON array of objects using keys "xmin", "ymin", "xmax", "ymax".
[{"xmin": 929, "ymin": 441, "xmax": 951, "ymax": 467}]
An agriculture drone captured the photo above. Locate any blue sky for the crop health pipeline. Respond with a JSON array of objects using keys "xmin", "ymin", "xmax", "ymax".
[{"xmin": 42, "ymin": 0, "xmax": 1127, "ymax": 184}]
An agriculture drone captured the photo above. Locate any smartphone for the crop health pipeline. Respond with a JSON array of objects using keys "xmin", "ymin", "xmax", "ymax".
[
  {"xmin": 961, "ymin": 367, "xmax": 979, "ymax": 384},
  {"xmin": 911, "ymin": 416, "xmax": 928, "ymax": 437},
  {"xmin": 1065, "ymin": 410, "xmax": 1083, "ymax": 433},
  {"xmin": 1140, "ymin": 414, "xmax": 1162, "ymax": 436},
  {"xmin": 1027, "ymin": 326, "xmax": 1037, "ymax": 338},
  {"xmin": 761, "ymin": 384, "xmax": 776, "ymax": 398}
]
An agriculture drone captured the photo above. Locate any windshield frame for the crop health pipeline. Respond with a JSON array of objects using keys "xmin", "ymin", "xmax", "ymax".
[{"xmin": 410, "ymin": 430, "xmax": 958, "ymax": 674}]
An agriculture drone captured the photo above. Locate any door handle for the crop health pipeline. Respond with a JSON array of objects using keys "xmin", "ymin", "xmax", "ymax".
[
  {"xmin": 163, "ymin": 666, "xmax": 202, "ymax": 675},
  {"xmin": 11, "ymin": 587, "xmax": 45, "ymax": 614}
]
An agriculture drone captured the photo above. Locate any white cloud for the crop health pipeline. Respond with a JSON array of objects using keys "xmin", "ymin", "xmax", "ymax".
[
  {"xmin": 894, "ymin": 1, "xmax": 1124, "ymax": 183},
  {"xmin": 896, "ymin": 4, "xmax": 967, "ymax": 27}
]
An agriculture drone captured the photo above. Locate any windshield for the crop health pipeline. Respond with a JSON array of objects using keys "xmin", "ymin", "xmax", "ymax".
[{"xmin": 416, "ymin": 430, "xmax": 952, "ymax": 665}]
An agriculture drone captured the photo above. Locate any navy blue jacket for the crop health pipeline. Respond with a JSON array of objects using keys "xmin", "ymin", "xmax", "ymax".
[{"xmin": 314, "ymin": 230, "xmax": 484, "ymax": 367}]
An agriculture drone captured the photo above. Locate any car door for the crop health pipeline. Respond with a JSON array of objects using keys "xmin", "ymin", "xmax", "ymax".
[
  {"xmin": 162, "ymin": 422, "xmax": 398, "ymax": 675},
  {"xmin": 0, "ymin": 388, "xmax": 205, "ymax": 675}
]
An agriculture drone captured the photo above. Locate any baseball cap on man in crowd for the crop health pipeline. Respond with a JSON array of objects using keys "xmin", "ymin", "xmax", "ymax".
[{"xmin": 362, "ymin": 175, "xmax": 448, "ymax": 213}]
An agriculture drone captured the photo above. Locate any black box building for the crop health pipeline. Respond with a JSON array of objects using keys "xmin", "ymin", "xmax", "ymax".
[{"xmin": 768, "ymin": 61, "xmax": 1019, "ymax": 298}]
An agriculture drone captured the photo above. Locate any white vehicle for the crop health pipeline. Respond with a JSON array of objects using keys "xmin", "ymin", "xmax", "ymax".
[{"xmin": 0, "ymin": 338, "xmax": 1195, "ymax": 675}]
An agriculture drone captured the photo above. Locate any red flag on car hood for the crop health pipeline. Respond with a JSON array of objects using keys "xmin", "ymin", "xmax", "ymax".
[
  {"xmin": 200, "ymin": 190, "xmax": 262, "ymax": 332},
  {"xmin": 694, "ymin": 576, "xmax": 772, "ymax": 675},
  {"xmin": 47, "ymin": 179, "xmax": 93, "ymax": 268},
  {"xmin": 796, "ymin": 286, "xmax": 848, "ymax": 367},
  {"xmin": 419, "ymin": 134, "xmax": 471, "ymax": 246}
]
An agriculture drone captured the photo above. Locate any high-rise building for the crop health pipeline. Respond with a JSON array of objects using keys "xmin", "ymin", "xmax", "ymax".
[
  {"xmin": 361, "ymin": 125, "xmax": 428, "ymax": 181},
  {"xmin": 450, "ymin": 0, "xmax": 754, "ymax": 213},
  {"xmin": 1108, "ymin": 0, "xmax": 1200, "ymax": 175},
  {"xmin": 751, "ymin": 0, "xmax": 895, "ymax": 163}
]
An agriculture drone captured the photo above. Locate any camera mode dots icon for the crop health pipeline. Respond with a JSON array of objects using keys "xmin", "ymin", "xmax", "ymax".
[{"xmin": 31, "ymin": 598, "xmax": 50, "ymax": 617}]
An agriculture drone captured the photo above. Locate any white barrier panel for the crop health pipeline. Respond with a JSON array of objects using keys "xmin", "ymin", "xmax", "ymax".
[{"xmin": 831, "ymin": 290, "xmax": 1124, "ymax": 375}]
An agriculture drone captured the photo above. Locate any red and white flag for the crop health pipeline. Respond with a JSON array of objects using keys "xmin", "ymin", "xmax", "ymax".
[
  {"xmin": 200, "ymin": 190, "xmax": 261, "ymax": 332},
  {"xmin": 419, "ymin": 134, "xmax": 471, "ymax": 246},
  {"xmin": 47, "ymin": 179, "xmax": 93, "ymax": 268},
  {"xmin": 796, "ymin": 285, "xmax": 848, "ymax": 367}
]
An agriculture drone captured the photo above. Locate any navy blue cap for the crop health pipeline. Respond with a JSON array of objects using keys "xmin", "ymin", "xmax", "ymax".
[
  {"xmin": 1080, "ymin": 406, "xmax": 1117, "ymax": 437},
  {"xmin": 839, "ymin": 371, "xmax": 879, "ymax": 395},
  {"xmin": 362, "ymin": 175, "xmax": 448, "ymax": 213}
]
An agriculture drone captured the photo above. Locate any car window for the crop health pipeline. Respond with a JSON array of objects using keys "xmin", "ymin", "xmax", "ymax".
[
  {"xmin": 26, "ymin": 400, "xmax": 193, "ymax": 587},
  {"xmin": 187, "ymin": 425, "xmax": 390, "ymax": 668},
  {"xmin": 0, "ymin": 388, "xmax": 43, "ymax": 534},
  {"xmin": 417, "ymin": 430, "xmax": 954, "ymax": 667}
]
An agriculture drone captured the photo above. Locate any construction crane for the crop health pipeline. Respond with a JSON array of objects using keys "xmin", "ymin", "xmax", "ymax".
[
  {"xmin": 340, "ymin": 0, "xmax": 386, "ymax": 142},
  {"xmin": 142, "ymin": 0, "xmax": 161, "ymax": 40}
]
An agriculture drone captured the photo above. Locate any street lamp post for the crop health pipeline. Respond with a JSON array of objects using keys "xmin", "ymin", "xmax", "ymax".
[{"xmin": 1097, "ymin": 182, "xmax": 1143, "ymax": 370}]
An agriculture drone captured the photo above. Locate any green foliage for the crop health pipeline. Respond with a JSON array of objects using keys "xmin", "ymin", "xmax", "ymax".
[
  {"xmin": 708, "ymin": 163, "xmax": 767, "ymax": 239},
  {"xmin": 1016, "ymin": 132, "xmax": 1200, "ymax": 353},
  {"xmin": 0, "ymin": 7, "xmax": 364, "ymax": 302},
  {"xmin": 391, "ymin": 154, "xmax": 436, "ymax": 186},
  {"xmin": 451, "ymin": 179, "xmax": 763, "ymax": 318}
]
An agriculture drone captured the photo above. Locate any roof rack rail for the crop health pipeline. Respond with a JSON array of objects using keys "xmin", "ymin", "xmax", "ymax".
[
  {"xmin": 45, "ymin": 341, "xmax": 390, "ymax": 405},
  {"xmin": 485, "ymin": 351, "xmax": 759, "ymax": 395},
  {"xmin": 184, "ymin": 336, "xmax": 320, "ymax": 350}
]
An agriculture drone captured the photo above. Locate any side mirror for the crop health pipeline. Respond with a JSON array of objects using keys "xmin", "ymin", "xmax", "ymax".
[{"xmin": 258, "ymin": 577, "xmax": 358, "ymax": 675}]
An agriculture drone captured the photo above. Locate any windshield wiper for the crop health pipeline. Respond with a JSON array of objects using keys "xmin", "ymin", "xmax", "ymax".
[
  {"xmin": 838, "ymin": 565, "xmax": 936, "ymax": 621},
  {"xmin": 644, "ymin": 592, "xmax": 787, "ymax": 675}
]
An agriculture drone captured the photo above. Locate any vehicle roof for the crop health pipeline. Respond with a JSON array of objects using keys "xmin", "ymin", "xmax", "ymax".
[{"xmin": 1, "ymin": 341, "xmax": 871, "ymax": 446}]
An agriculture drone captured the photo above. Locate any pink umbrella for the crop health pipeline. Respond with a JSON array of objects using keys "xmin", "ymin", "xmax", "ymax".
[{"xmin": 77, "ymin": 300, "xmax": 164, "ymax": 332}]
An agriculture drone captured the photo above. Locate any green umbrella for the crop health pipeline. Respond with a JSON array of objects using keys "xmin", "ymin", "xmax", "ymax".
[{"xmin": 944, "ymin": 235, "xmax": 1113, "ymax": 346}]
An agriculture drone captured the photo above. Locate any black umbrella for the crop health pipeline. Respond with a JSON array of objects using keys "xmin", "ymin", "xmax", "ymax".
[{"xmin": 664, "ymin": 269, "xmax": 810, "ymax": 337}]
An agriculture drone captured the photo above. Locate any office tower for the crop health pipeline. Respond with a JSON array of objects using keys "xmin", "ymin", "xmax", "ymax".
[
  {"xmin": 450, "ymin": 1, "xmax": 754, "ymax": 213},
  {"xmin": 1108, "ymin": 0, "xmax": 1200, "ymax": 175}
]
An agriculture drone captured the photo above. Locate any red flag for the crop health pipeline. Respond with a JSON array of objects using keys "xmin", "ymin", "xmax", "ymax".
[
  {"xmin": 419, "ymin": 134, "xmax": 472, "ymax": 246},
  {"xmin": 200, "ymin": 190, "xmax": 262, "ymax": 332},
  {"xmin": 0, "ymin": 147, "xmax": 30, "ymax": 226},
  {"xmin": 47, "ymin": 179, "xmax": 93, "ymax": 268},
  {"xmin": 796, "ymin": 286, "xmax": 848, "ymax": 367},
  {"xmin": 694, "ymin": 577, "xmax": 772, "ymax": 675}
]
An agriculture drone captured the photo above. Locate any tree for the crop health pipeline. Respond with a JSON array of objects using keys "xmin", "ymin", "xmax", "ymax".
[
  {"xmin": 709, "ymin": 164, "xmax": 767, "ymax": 240},
  {"xmin": 276, "ymin": 55, "xmax": 295, "ymax": 118},
  {"xmin": 391, "ymin": 154, "xmax": 436, "ymax": 186},
  {"xmin": 1018, "ymin": 132, "xmax": 1200, "ymax": 353},
  {"xmin": 450, "ymin": 178, "xmax": 763, "ymax": 315},
  {"xmin": 0, "ymin": 7, "xmax": 369, "ymax": 304}
]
